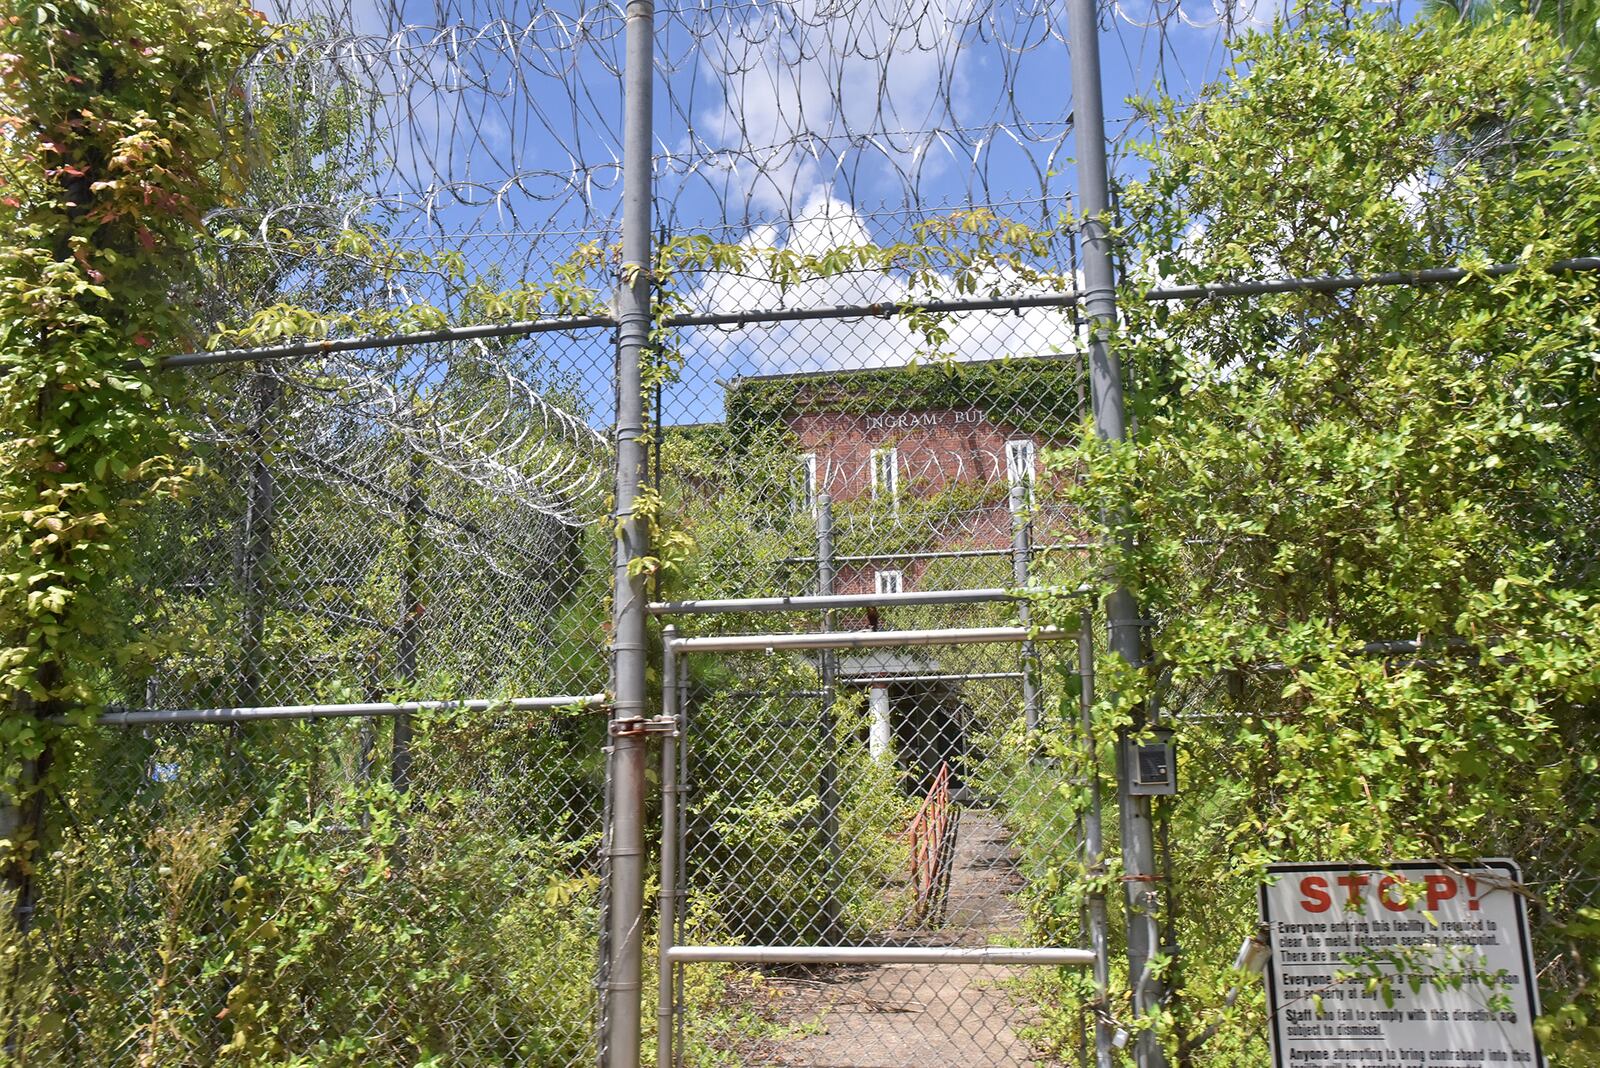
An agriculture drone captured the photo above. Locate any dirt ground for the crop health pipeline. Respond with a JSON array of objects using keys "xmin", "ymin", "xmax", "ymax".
[{"xmin": 734, "ymin": 810, "xmax": 1061, "ymax": 1068}]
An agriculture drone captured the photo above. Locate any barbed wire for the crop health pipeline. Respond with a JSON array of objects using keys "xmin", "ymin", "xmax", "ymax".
[
  {"xmin": 234, "ymin": 0, "xmax": 1287, "ymax": 286},
  {"xmin": 243, "ymin": 0, "xmax": 1556, "ymax": 283},
  {"xmin": 198, "ymin": 338, "xmax": 613, "ymax": 527}
]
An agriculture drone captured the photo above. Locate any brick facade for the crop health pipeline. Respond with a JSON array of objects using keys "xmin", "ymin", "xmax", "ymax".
[
  {"xmin": 795, "ymin": 407, "xmax": 1025, "ymax": 502},
  {"xmin": 788, "ymin": 405, "xmax": 1045, "ymax": 595}
]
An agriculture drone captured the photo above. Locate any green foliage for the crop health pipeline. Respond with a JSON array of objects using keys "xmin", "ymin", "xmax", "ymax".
[
  {"xmin": 208, "ymin": 228, "xmax": 607, "ymax": 351},
  {"xmin": 652, "ymin": 421, "xmax": 822, "ymax": 607},
  {"xmin": 726, "ymin": 358, "xmax": 1086, "ymax": 439},
  {"xmin": 13, "ymin": 711, "xmax": 606, "ymax": 1066},
  {"xmin": 1433, "ymin": 0, "xmax": 1600, "ymax": 85},
  {"xmin": 1536, "ymin": 908, "xmax": 1600, "ymax": 1062},
  {"xmin": 0, "ymin": 0, "xmax": 269, "ymax": 879},
  {"xmin": 1044, "ymin": 6, "xmax": 1600, "ymax": 1061}
]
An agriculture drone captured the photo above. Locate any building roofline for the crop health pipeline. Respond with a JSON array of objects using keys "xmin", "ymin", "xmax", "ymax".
[{"xmin": 728, "ymin": 353, "xmax": 1075, "ymax": 388}]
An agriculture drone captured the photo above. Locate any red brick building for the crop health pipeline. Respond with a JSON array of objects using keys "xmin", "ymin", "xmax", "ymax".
[{"xmin": 725, "ymin": 359, "xmax": 1082, "ymax": 595}]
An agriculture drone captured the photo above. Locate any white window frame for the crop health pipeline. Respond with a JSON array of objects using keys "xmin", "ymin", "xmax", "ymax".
[
  {"xmin": 798, "ymin": 453, "xmax": 818, "ymax": 515},
  {"xmin": 1005, "ymin": 438, "xmax": 1036, "ymax": 506},
  {"xmin": 874, "ymin": 569, "xmax": 904, "ymax": 595},
  {"xmin": 870, "ymin": 446, "xmax": 899, "ymax": 511}
]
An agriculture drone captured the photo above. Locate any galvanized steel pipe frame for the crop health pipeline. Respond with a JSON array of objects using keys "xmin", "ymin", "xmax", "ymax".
[
  {"xmin": 668, "ymin": 625, "xmax": 1073, "ymax": 654},
  {"xmin": 604, "ymin": 2, "xmax": 656, "ymax": 1065},
  {"xmin": 666, "ymin": 945, "xmax": 1096, "ymax": 966},
  {"xmin": 839, "ymin": 671, "xmax": 1025, "ymax": 685},
  {"xmin": 82, "ymin": 694, "xmax": 608, "ymax": 726},
  {"xmin": 780, "ymin": 544, "xmax": 1097, "ymax": 567},
  {"xmin": 160, "ymin": 314, "xmax": 616, "ymax": 368},
  {"xmin": 648, "ymin": 587, "xmax": 1024, "ymax": 615},
  {"xmin": 671, "ymin": 651, "xmax": 691, "ymax": 1066},
  {"xmin": 1067, "ymin": 0, "xmax": 1168, "ymax": 1061},
  {"xmin": 656, "ymin": 627, "xmax": 679, "ymax": 1068}
]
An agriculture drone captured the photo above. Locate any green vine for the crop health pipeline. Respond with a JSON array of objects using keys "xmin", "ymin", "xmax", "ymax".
[
  {"xmin": 1044, "ymin": 8, "xmax": 1600, "ymax": 1061},
  {"xmin": 0, "ymin": 0, "xmax": 270, "ymax": 881}
]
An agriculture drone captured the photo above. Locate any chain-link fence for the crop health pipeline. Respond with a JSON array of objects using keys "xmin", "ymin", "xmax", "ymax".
[
  {"xmin": 659, "ymin": 298, "xmax": 1090, "ymax": 593},
  {"xmin": 1156, "ymin": 680, "xmax": 1600, "ymax": 1062},
  {"xmin": 122, "ymin": 339, "xmax": 614, "ymax": 715},
  {"xmin": 8, "ymin": 329, "xmax": 620, "ymax": 1065},
  {"xmin": 7, "ymin": 1, "xmax": 1599, "ymax": 1066},
  {"xmin": 25, "ymin": 705, "xmax": 607, "ymax": 1066},
  {"xmin": 661, "ymin": 632, "xmax": 1099, "ymax": 1068}
]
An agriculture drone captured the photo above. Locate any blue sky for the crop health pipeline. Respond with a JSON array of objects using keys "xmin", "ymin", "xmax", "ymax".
[{"xmin": 261, "ymin": 1, "xmax": 1322, "ymax": 424}]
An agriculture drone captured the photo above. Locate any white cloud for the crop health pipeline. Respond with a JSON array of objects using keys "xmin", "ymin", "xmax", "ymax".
[
  {"xmin": 675, "ymin": 4, "xmax": 1075, "ymax": 376},
  {"xmin": 685, "ymin": 0, "xmax": 981, "ymax": 216},
  {"xmin": 684, "ymin": 193, "xmax": 1079, "ymax": 378}
]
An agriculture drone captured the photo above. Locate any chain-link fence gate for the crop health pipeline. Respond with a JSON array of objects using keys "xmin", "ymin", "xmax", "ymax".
[{"xmin": 653, "ymin": 604, "xmax": 1099, "ymax": 1067}]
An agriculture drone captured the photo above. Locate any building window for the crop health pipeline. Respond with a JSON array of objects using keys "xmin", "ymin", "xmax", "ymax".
[
  {"xmin": 871, "ymin": 447, "xmax": 899, "ymax": 510},
  {"xmin": 874, "ymin": 569, "xmax": 903, "ymax": 595},
  {"xmin": 798, "ymin": 453, "xmax": 817, "ymax": 514},
  {"xmin": 1005, "ymin": 438, "xmax": 1035, "ymax": 505}
]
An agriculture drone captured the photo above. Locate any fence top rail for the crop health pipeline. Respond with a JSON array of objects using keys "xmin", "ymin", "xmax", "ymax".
[
  {"xmin": 1140, "ymin": 254, "xmax": 1600, "ymax": 302},
  {"xmin": 160, "ymin": 314, "xmax": 618, "ymax": 369},
  {"xmin": 663, "ymin": 290, "xmax": 1082, "ymax": 329},
  {"xmin": 780, "ymin": 545, "xmax": 1098, "ymax": 565},
  {"xmin": 75, "ymin": 694, "xmax": 610, "ymax": 727},
  {"xmin": 649, "ymin": 588, "xmax": 1023, "ymax": 615},
  {"xmin": 660, "ymin": 254, "xmax": 1600, "ymax": 328},
  {"xmin": 844, "ymin": 671, "xmax": 1025, "ymax": 685},
  {"xmin": 156, "ymin": 255, "xmax": 1600, "ymax": 370},
  {"xmin": 669, "ymin": 625, "xmax": 1072, "ymax": 654}
]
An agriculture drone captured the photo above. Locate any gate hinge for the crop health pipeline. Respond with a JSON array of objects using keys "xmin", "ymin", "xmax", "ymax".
[{"xmin": 610, "ymin": 715, "xmax": 678, "ymax": 738}]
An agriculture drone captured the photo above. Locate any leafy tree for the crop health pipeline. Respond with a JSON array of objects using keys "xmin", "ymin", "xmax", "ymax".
[
  {"xmin": 1041, "ymin": 7, "xmax": 1600, "ymax": 1061},
  {"xmin": 1434, "ymin": 0, "xmax": 1600, "ymax": 83}
]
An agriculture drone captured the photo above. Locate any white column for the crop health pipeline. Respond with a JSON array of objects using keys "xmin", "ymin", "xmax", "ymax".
[{"xmin": 868, "ymin": 685, "xmax": 892, "ymax": 759}]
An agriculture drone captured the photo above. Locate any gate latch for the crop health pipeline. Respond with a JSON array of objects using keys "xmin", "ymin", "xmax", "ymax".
[{"xmin": 610, "ymin": 715, "xmax": 678, "ymax": 738}]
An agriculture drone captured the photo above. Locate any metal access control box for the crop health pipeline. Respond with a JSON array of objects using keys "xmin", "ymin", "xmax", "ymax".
[{"xmin": 1122, "ymin": 726, "xmax": 1177, "ymax": 796}]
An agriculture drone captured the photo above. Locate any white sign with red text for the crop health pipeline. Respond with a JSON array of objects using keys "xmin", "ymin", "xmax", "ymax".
[{"xmin": 1261, "ymin": 860, "xmax": 1543, "ymax": 1068}]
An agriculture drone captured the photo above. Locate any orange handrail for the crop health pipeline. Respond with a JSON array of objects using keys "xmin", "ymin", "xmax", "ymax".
[{"xmin": 904, "ymin": 761, "xmax": 951, "ymax": 926}]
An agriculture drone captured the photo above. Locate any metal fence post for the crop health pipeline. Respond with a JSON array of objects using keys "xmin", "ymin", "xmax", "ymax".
[
  {"xmin": 656, "ymin": 626, "xmax": 678, "ymax": 1068},
  {"xmin": 1009, "ymin": 479, "xmax": 1041, "ymax": 735},
  {"xmin": 814, "ymin": 493, "xmax": 844, "ymax": 941},
  {"xmin": 393, "ymin": 452, "xmax": 424, "ymax": 792},
  {"xmin": 1080, "ymin": 610, "xmax": 1115, "ymax": 1068},
  {"xmin": 238, "ymin": 369, "xmax": 279, "ymax": 709},
  {"xmin": 605, "ymin": 0, "xmax": 656, "ymax": 1064},
  {"xmin": 1065, "ymin": 0, "xmax": 1169, "ymax": 1062}
]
